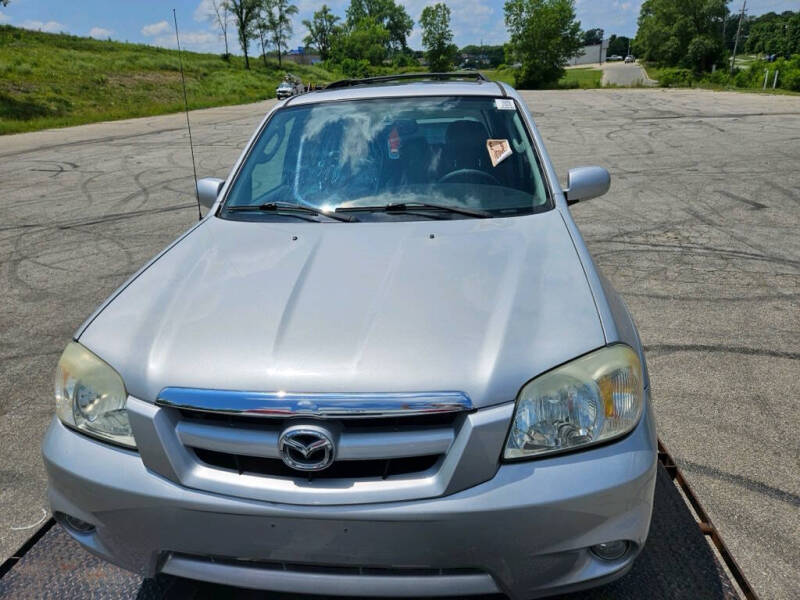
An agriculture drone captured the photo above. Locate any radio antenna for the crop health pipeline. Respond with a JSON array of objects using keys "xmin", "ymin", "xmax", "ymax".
[{"xmin": 173, "ymin": 8, "xmax": 202, "ymax": 221}]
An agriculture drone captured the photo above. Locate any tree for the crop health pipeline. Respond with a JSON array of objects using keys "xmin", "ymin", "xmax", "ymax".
[
  {"xmin": 634, "ymin": 0, "xmax": 728, "ymax": 71},
  {"xmin": 745, "ymin": 11, "xmax": 800, "ymax": 57},
  {"xmin": 332, "ymin": 16, "xmax": 390, "ymax": 66},
  {"xmin": 255, "ymin": 6, "xmax": 271, "ymax": 67},
  {"xmin": 346, "ymin": 0, "xmax": 413, "ymax": 53},
  {"xmin": 205, "ymin": 0, "xmax": 232, "ymax": 57},
  {"xmin": 582, "ymin": 27, "xmax": 604, "ymax": 46},
  {"xmin": 504, "ymin": 0, "xmax": 583, "ymax": 89},
  {"xmin": 303, "ymin": 5, "xmax": 340, "ymax": 60},
  {"xmin": 263, "ymin": 0, "xmax": 298, "ymax": 67},
  {"xmin": 420, "ymin": 3, "xmax": 458, "ymax": 72},
  {"xmin": 225, "ymin": 0, "xmax": 260, "ymax": 69},
  {"xmin": 607, "ymin": 34, "xmax": 632, "ymax": 57}
]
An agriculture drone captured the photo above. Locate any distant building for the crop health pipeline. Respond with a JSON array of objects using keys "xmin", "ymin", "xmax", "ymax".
[
  {"xmin": 285, "ymin": 47, "xmax": 322, "ymax": 65},
  {"xmin": 569, "ymin": 39, "xmax": 609, "ymax": 66}
]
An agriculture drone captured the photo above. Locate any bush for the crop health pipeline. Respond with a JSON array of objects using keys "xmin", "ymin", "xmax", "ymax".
[
  {"xmin": 783, "ymin": 69, "xmax": 800, "ymax": 91},
  {"xmin": 703, "ymin": 69, "xmax": 731, "ymax": 85},
  {"xmin": 339, "ymin": 58, "xmax": 371, "ymax": 78},
  {"xmin": 514, "ymin": 63, "xmax": 564, "ymax": 90},
  {"xmin": 774, "ymin": 55, "xmax": 800, "ymax": 91},
  {"xmin": 658, "ymin": 68, "xmax": 693, "ymax": 87},
  {"xmin": 734, "ymin": 68, "xmax": 757, "ymax": 88},
  {"xmin": 651, "ymin": 54, "xmax": 800, "ymax": 92},
  {"xmin": 393, "ymin": 54, "xmax": 415, "ymax": 68}
]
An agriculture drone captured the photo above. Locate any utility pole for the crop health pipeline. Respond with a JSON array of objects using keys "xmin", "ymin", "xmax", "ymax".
[
  {"xmin": 722, "ymin": 3, "xmax": 727, "ymax": 52},
  {"xmin": 730, "ymin": 0, "xmax": 746, "ymax": 75}
]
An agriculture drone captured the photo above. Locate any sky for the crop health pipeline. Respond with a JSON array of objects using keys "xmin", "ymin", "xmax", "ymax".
[{"xmin": 0, "ymin": 0, "xmax": 797, "ymax": 54}]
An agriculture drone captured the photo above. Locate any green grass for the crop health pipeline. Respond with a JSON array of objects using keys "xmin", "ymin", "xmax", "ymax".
[
  {"xmin": 481, "ymin": 66, "xmax": 603, "ymax": 89},
  {"xmin": 561, "ymin": 67, "xmax": 603, "ymax": 88},
  {"xmin": 731, "ymin": 54, "xmax": 758, "ymax": 69},
  {"xmin": 640, "ymin": 63, "xmax": 667, "ymax": 83},
  {"xmin": 481, "ymin": 68, "xmax": 516, "ymax": 86},
  {"xmin": 0, "ymin": 25, "xmax": 338, "ymax": 135}
]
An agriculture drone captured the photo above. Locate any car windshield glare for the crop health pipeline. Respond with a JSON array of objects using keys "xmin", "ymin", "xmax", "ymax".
[{"xmin": 221, "ymin": 96, "xmax": 550, "ymax": 220}]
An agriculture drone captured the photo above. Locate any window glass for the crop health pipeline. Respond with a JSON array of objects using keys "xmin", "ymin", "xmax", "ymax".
[{"xmin": 223, "ymin": 96, "xmax": 550, "ymax": 219}]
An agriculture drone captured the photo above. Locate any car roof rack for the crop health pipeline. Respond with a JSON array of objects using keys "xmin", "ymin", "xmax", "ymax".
[{"xmin": 324, "ymin": 72, "xmax": 489, "ymax": 90}]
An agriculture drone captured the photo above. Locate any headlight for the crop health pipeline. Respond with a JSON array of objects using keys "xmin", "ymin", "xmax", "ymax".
[
  {"xmin": 504, "ymin": 345, "xmax": 643, "ymax": 460},
  {"xmin": 54, "ymin": 342, "xmax": 136, "ymax": 449}
]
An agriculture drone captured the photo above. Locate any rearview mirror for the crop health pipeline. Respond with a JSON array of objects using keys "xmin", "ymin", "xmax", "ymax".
[
  {"xmin": 564, "ymin": 167, "xmax": 610, "ymax": 205},
  {"xmin": 197, "ymin": 177, "xmax": 225, "ymax": 210}
]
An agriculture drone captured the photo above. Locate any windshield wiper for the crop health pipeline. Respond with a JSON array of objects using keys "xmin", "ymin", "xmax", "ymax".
[
  {"xmin": 336, "ymin": 202, "xmax": 492, "ymax": 219},
  {"xmin": 225, "ymin": 202, "xmax": 356, "ymax": 222}
]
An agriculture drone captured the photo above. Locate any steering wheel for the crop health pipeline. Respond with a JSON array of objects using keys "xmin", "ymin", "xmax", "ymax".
[{"xmin": 438, "ymin": 168, "xmax": 500, "ymax": 186}]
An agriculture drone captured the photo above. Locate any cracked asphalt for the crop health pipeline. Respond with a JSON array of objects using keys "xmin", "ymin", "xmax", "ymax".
[{"xmin": 1, "ymin": 89, "xmax": 798, "ymax": 599}]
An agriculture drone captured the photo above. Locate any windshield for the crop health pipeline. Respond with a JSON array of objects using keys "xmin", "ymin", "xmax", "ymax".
[{"xmin": 221, "ymin": 96, "xmax": 550, "ymax": 221}]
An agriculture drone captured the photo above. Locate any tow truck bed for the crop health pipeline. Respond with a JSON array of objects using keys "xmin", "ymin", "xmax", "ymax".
[{"xmin": 0, "ymin": 457, "xmax": 749, "ymax": 599}]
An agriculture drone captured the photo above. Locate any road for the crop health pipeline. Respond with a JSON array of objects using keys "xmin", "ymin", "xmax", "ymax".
[
  {"xmin": 601, "ymin": 61, "xmax": 656, "ymax": 86},
  {"xmin": 1, "ymin": 89, "xmax": 799, "ymax": 599}
]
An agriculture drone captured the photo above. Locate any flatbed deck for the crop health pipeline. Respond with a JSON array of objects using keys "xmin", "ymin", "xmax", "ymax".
[{"xmin": 0, "ymin": 462, "xmax": 745, "ymax": 600}]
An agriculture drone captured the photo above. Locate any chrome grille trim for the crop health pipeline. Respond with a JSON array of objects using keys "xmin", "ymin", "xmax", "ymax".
[
  {"xmin": 175, "ymin": 419, "xmax": 455, "ymax": 461},
  {"xmin": 156, "ymin": 388, "xmax": 473, "ymax": 419}
]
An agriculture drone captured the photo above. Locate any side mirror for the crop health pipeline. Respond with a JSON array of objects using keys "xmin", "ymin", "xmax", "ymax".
[
  {"xmin": 197, "ymin": 177, "xmax": 225, "ymax": 210},
  {"xmin": 564, "ymin": 166, "xmax": 610, "ymax": 205}
]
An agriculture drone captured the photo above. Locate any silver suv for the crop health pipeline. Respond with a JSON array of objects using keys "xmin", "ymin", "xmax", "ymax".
[
  {"xmin": 276, "ymin": 75, "xmax": 304, "ymax": 99},
  {"xmin": 43, "ymin": 74, "xmax": 657, "ymax": 599}
]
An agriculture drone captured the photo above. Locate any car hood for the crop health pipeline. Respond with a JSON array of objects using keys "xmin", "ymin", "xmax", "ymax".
[{"xmin": 79, "ymin": 211, "xmax": 605, "ymax": 408}]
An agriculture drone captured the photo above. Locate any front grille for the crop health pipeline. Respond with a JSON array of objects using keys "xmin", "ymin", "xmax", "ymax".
[
  {"xmin": 148, "ymin": 389, "xmax": 484, "ymax": 502},
  {"xmin": 194, "ymin": 448, "xmax": 441, "ymax": 481},
  {"xmin": 173, "ymin": 406, "xmax": 462, "ymax": 487},
  {"xmin": 178, "ymin": 409, "xmax": 462, "ymax": 430},
  {"xmin": 130, "ymin": 392, "xmax": 510, "ymax": 505}
]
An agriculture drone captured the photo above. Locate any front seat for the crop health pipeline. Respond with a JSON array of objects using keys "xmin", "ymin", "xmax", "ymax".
[{"xmin": 442, "ymin": 120, "xmax": 491, "ymax": 175}]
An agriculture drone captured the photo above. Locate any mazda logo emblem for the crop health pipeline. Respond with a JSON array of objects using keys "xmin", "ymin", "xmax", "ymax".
[{"xmin": 278, "ymin": 425, "xmax": 336, "ymax": 472}]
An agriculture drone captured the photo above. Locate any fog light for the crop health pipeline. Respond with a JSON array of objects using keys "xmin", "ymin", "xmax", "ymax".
[
  {"xmin": 59, "ymin": 512, "xmax": 95, "ymax": 533},
  {"xmin": 591, "ymin": 540, "xmax": 629, "ymax": 561}
]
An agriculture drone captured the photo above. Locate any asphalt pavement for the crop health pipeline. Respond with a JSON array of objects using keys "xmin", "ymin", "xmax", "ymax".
[
  {"xmin": 600, "ymin": 61, "xmax": 656, "ymax": 86},
  {"xmin": 1, "ymin": 88, "xmax": 798, "ymax": 598}
]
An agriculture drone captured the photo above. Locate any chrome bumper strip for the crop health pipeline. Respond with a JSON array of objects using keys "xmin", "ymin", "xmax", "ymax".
[{"xmin": 156, "ymin": 388, "xmax": 474, "ymax": 419}]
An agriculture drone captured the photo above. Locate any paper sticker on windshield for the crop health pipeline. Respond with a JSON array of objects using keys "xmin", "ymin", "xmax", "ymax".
[
  {"xmin": 494, "ymin": 98, "xmax": 515, "ymax": 110},
  {"xmin": 487, "ymin": 139, "xmax": 512, "ymax": 167}
]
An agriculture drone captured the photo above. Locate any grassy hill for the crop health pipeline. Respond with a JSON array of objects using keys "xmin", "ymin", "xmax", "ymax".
[
  {"xmin": 0, "ymin": 25, "xmax": 612, "ymax": 136},
  {"xmin": 0, "ymin": 25, "xmax": 337, "ymax": 135}
]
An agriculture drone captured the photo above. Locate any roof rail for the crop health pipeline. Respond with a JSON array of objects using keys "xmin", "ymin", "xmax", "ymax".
[{"xmin": 324, "ymin": 72, "xmax": 489, "ymax": 90}]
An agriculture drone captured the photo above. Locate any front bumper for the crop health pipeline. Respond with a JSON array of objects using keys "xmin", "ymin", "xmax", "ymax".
[{"xmin": 43, "ymin": 401, "xmax": 657, "ymax": 600}]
